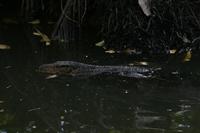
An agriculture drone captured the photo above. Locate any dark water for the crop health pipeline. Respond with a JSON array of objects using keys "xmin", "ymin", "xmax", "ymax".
[{"xmin": 0, "ymin": 22, "xmax": 200, "ymax": 133}]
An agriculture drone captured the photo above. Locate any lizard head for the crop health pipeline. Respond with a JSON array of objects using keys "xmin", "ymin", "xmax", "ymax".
[{"xmin": 38, "ymin": 61, "xmax": 79, "ymax": 75}]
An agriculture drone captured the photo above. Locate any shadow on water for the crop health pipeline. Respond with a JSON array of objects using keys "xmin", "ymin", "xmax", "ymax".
[{"xmin": 0, "ymin": 21, "xmax": 200, "ymax": 133}]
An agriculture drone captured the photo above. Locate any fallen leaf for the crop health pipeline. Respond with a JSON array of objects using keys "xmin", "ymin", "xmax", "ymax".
[
  {"xmin": 137, "ymin": 61, "xmax": 149, "ymax": 66},
  {"xmin": 28, "ymin": 107, "xmax": 41, "ymax": 112},
  {"xmin": 0, "ymin": 44, "xmax": 11, "ymax": 50},
  {"xmin": 95, "ymin": 40, "xmax": 105, "ymax": 47},
  {"xmin": 33, "ymin": 32, "xmax": 41, "ymax": 36},
  {"xmin": 183, "ymin": 50, "xmax": 192, "ymax": 62},
  {"xmin": 105, "ymin": 49, "xmax": 116, "ymax": 54},
  {"xmin": 123, "ymin": 48, "xmax": 137, "ymax": 54},
  {"xmin": 129, "ymin": 61, "xmax": 149, "ymax": 66},
  {"xmin": 33, "ymin": 28, "xmax": 51, "ymax": 46},
  {"xmin": 171, "ymin": 71, "xmax": 179, "ymax": 75},
  {"xmin": 103, "ymin": 46, "xmax": 107, "ymax": 50},
  {"xmin": 169, "ymin": 49, "xmax": 176, "ymax": 54},
  {"xmin": 6, "ymin": 85, "xmax": 12, "ymax": 89},
  {"xmin": 128, "ymin": 63, "xmax": 135, "ymax": 66},
  {"xmin": 45, "ymin": 41, "xmax": 50, "ymax": 46},
  {"xmin": 174, "ymin": 110, "xmax": 190, "ymax": 116},
  {"xmin": 45, "ymin": 74, "xmax": 58, "ymax": 79}
]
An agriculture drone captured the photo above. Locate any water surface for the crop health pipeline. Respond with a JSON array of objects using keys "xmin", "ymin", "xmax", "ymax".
[{"xmin": 0, "ymin": 21, "xmax": 200, "ymax": 133}]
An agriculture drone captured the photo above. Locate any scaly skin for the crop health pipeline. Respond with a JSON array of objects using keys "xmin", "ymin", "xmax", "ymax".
[{"xmin": 39, "ymin": 61, "xmax": 157, "ymax": 78}]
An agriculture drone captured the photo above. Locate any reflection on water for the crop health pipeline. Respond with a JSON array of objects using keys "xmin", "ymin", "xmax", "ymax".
[{"xmin": 0, "ymin": 23, "xmax": 200, "ymax": 133}]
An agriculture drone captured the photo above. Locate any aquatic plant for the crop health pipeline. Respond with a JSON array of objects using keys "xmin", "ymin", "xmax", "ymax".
[{"xmin": 17, "ymin": 0, "xmax": 200, "ymax": 54}]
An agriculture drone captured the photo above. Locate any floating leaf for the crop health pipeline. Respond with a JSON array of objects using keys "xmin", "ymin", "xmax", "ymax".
[
  {"xmin": 33, "ymin": 28, "xmax": 51, "ymax": 46},
  {"xmin": 128, "ymin": 63, "xmax": 134, "ymax": 66},
  {"xmin": 45, "ymin": 41, "xmax": 50, "ymax": 46},
  {"xmin": 0, "ymin": 44, "xmax": 11, "ymax": 50},
  {"xmin": 105, "ymin": 49, "xmax": 116, "ymax": 54},
  {"xmin": 28, "ymin": 19, "xmax": 40, "ymax": 25},
  {"xmin": 174, "ymin": 110, "xmax": 190, "ymax": 116},
  {"xmin": 103, "ymin": 46, "xmax": 107, "ymax": 50},
  {"xmin": 129, "ymin": 61, "xmax": 149, "ymax": 66},
  {"xmin": 95, "ymin": 40, "xmax": 105, "ymax": 47},
  {"xmin": 45, "ymin": 74, "xmax": 58, "ymax": 79},
  {"xmin": 28, "ymin": 107, "xmax": 41, "ymax": 112},
  {"xmin": 183, "ymin": 50, "xmax": 192, "ymax": 62},
  {"xmin": 171, "ymin": 71, "xmax": 179, "ymax": 75},
  {"xmin": 137, "ymin": 61, "xmax": 149, "ymax": 66},
  {"xmin": 169, "ymin": 49, "xmax": 177, "ymax": 54},
  {"xmin": 123, "ymin": 48, "xmax": 137, "ymax": 54},
  {"xmin": 33, "ymin": 32, "xmax": 41, "ymax": 36}
]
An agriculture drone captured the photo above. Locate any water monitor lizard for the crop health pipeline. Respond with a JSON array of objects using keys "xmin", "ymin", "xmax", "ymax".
[{"xmin": 39, "ymin": 61, "xmax": 160, "ymax": 78}]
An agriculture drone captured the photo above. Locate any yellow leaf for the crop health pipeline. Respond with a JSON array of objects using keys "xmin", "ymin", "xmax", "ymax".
[
  {"xmin": 105, "ymin": 49, "xmax": 116, "ymax": 54},
  {"xmin": 33, "ymin": 28, "xmax": 51, "ymax": 46},
  {"xmin": 0, "ymin": 44, "xmax": 11, "ymax": 50},
  {"xmin": 40, "ymin": 34, "xmax": 51, "ymax": 45},
  {"xmin": 183, "ymin": 50, "xmax": 192, "ymax": 62},
  {"xmin": 169, "ymin": 49, "xmax": 176, "ymax": 54},
  {"xmin": 33, "ymin": 32, "xmax": 41, "ymax": 36}
]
